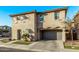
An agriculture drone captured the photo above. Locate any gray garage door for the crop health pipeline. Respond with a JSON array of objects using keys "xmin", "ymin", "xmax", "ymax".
[{"xmin": 42, "ymin": 30, "xmax": 62, "ymax": 40}]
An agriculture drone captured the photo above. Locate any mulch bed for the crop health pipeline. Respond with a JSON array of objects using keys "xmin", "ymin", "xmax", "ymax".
[{"xmin": 65, "ymin": 40, "xmax": 79, "ymax": 46}]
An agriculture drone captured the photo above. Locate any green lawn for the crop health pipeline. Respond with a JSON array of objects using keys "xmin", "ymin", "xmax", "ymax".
[
  {"xmin": 13, "ymin": 40, "xmax": 31, "ymax": 45},
  {"xmin": 0, "ymin": 39, "xmax": 10, "ymax": 43},
  {"xmin": 64, "ymin": 45, "xmax": 79, "ymax": 50}
]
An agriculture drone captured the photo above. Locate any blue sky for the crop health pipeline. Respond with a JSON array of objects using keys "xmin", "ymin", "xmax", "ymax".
[{"xmin": 0, "ymin": 6, "xmax": 79, "ymax": 26}]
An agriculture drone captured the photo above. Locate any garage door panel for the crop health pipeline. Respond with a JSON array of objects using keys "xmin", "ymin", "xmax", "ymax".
[{"xmin": 42, "ymin": 31, "xmax": 57, "ymax": 40}]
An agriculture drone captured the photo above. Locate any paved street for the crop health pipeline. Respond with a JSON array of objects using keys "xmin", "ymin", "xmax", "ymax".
[{"xmin": 0, "ymin": 47, "xmax": 33, "ymax": 52}]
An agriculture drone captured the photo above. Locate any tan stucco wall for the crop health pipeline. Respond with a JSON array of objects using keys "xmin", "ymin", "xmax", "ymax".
[
  {"xmin": 43, "ymin": 10, "xmax": 66, "ymax": 29},
  {"xmin": 12, "ymin": 13, "xmax": 37, "ymax": 40}
]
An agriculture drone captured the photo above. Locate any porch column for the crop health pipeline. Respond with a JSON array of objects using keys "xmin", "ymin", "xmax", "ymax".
[
  {"xmin": 77, "ymin": 29, "xmax": 79, "ymax": 40},
  {"xmin": 62, "ymin": 28, "xmax": 66, "ymax": 42},
  {"xmin": 37, "ymin": 30, "xmax": 40, "ymax": 40}
]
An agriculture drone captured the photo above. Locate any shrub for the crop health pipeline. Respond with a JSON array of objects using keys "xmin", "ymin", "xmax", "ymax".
[{"xmin": 22, "ymin": 33, "xmax": 30, "ymax": 42}]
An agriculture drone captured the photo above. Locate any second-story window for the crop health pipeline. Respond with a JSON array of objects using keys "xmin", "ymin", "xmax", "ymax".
[
  {"xmin": 54, "ymin": 12, "xmax": 59, "ymax": 20},
  {"xmin": 20, "ymin": 15, "xmax": 28, "ymax": 20},
  {"xmin": 39, "ymin": 15, "xmax": 44, "ymax": 22},
  {"xmin": 16, "ymin": 15, "xmax": 28, "ymax": 20},
  {"xmin": 22, "ymin": 15, "xmax": 28, "ymax": 19},
  {"xmin": 16, "ymin": 16, "xmax": 20, "ymax": 20}
]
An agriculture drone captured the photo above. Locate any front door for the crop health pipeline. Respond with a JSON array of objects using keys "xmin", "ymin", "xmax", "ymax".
[{"xmin": 17, "ymin": 29, "xmax": 21, "ymax": 40}]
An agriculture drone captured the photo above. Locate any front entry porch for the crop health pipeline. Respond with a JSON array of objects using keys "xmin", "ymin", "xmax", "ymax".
[{"xmin": 17, "ymin": 29, "xmax": 21, "ymax": 40}]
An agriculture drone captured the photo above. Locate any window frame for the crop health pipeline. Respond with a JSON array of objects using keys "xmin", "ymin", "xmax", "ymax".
[
  {"xmin": 54, "ymin": 12, "xmax": 59, "ymax": 20},
  {"xmin": 39, "ymin": 14, "xmax": 44, "ymax": 22},
  {"xmin": 16, "ymin": 16, "xmax": 20, "ymax": 20}
]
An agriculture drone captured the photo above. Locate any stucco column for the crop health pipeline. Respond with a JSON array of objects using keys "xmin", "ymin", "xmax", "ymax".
[
  {"xmin": 77, "ymin": 29, "xmax": 79, "ymax": 40},
  {"xmin": 62, "ymin": 28, "xmax": 66, "ymax": 42},
  {"xmin": 37, "ymin": 30, "xmax": 40, "ymax": 40}
]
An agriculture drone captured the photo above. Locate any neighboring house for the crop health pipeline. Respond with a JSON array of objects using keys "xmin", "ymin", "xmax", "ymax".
[
  {"xmin": 10, "ymin": 8, "xmax": 67, "ymax": 42},
  {"xmin": 65, "ymin": 20, "xmax": 76, "ymax": 40},
  {"xmin": 65, "ymin": 21, "xmax": 71, "ymax": 40},
  {"xmin": 73, "ymin": 12, "xmax": 79, "ymax": 40},
  {"xmin": 0, "ymin": 25, "xmax": 11, "ymax": 37}
]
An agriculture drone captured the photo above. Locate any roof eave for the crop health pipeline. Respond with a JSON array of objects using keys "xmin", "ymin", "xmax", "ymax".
[
  {"xmin": 10, "ymin": 10, "xmax": 37, "ymax": 17},
  {"xmin": 44, "ymin": 7, "xmax": 68, "ymax": 13}
]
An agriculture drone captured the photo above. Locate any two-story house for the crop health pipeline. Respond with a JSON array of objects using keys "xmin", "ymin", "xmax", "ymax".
[
  {"xmin": 73, "ymin": 12, "xmax": 79, "ymax": 40},
  {"xmin": 10, "ymin": 8, "xmax": 67, "ymax": 42}
]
